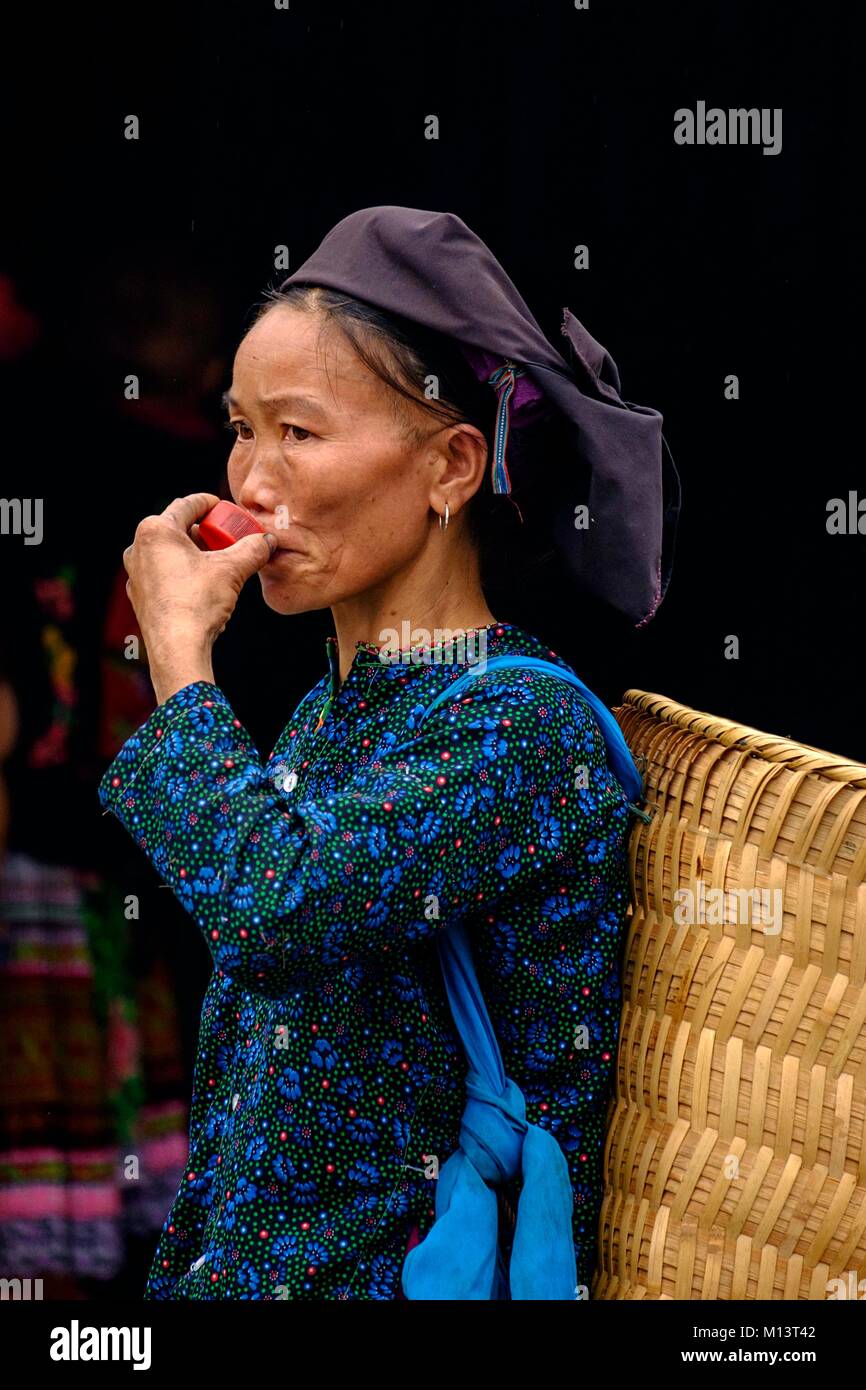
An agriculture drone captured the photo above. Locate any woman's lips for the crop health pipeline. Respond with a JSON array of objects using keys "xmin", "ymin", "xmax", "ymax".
[
  {"xmin": 266, "ymin": 546, "xmax": 303, "ymax": 564},
  {"xmin": 260, "ymin": 524, "xmax": 304, "ymax": 561}
]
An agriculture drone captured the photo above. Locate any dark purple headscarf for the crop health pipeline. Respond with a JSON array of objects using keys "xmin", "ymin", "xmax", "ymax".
[{"xmin": 279, "ymin": 205, "xmax": 681, "ymax": 628}]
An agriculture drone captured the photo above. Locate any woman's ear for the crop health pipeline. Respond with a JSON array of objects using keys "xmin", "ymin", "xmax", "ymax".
[{"xmin": 442, "ymin": 422, "xmax": 489, "ymax": 505}]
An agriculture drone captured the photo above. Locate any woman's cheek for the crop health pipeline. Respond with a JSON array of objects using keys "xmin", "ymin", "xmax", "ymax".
[{"xmin": 226, "ymin": 451, "xmax": 243, "ymax": 497}]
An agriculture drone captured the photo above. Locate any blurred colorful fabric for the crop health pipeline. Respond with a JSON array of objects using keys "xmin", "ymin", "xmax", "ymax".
[{"xmin": 0, "ymin": 852, "xmax": 188, "ymax": 1279}]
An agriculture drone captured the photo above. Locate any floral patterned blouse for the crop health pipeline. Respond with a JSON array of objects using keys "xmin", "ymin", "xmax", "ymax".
[{"xmin": 98, "ymin": 620, "xmax": 631, "ymax": 1300}]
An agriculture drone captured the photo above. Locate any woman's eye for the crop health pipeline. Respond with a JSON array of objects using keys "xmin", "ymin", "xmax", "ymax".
[{"xmin": 223, "ymin": 420, "xmax": 311, "ymax": 443}]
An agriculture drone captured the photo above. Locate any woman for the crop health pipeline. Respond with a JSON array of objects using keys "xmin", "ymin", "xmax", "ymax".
[{"xmin": 99, "ymin": 207, "xmax": 679, "ymax": 1300}]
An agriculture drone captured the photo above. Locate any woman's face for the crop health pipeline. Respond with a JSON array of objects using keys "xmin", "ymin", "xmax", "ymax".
[{"xmin": 225, "ymin": 303, "xmax": 448, "ymax": 615}]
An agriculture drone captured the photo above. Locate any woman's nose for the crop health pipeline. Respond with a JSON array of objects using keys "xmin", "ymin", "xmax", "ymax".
[{"xmin": 234, "ymin": 450, "xmax": 285, "ymax": 521}]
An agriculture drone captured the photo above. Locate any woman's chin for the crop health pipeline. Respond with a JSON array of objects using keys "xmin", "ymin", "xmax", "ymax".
[{"xmin": 258, "ymin": 571, "xmax": 319, "ymax": 615}]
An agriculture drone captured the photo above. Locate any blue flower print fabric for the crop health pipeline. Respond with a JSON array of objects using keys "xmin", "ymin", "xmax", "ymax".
[{"xmin": 98, "ymin": 621, "xmax": 631, "ymax": 1299}]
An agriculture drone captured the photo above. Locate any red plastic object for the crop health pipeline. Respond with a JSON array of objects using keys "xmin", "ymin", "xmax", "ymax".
[{"xmin": 198, "ymin": 501, "xmax": 266, "ymax": 551}]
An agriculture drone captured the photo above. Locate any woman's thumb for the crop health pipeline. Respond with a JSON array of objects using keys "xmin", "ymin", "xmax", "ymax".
[{"xmin": 223, "ymin": 531, "xmax": 278, "ymax": 581}]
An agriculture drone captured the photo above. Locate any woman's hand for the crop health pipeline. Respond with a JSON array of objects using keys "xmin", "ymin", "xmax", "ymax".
[{"xmin": 123, "ymin": 492, "xmax": 277, "ymax": 705}]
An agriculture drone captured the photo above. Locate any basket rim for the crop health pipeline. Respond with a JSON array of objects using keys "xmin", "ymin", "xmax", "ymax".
[{"xmin": 616, "ymin": 689, "xmax": 866, "ymax": 789}]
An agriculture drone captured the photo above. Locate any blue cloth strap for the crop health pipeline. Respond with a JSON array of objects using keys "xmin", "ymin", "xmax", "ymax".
[
  {"xmin": 401, "ymin": 654, "xmax": 643, "ymax": 1300},
  {"xmin": 420, "ymin": 654, "xmax": 647, "ymax": 813}
]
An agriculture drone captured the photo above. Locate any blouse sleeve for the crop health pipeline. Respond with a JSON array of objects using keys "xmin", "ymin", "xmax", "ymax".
[{"xmin": 97, "ymin": 672, "xmax": 625, "ymax": 998}]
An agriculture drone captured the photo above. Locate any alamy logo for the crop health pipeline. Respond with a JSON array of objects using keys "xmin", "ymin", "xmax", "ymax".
[
  {"xmin": 674, "ymin": 884, "xmax": 782, "ymax": 935},
  {"xmin": 376, "ymin": 623, "xmax": 489, "ymax": 671},
  {"xmin": 0, "ymin": 497, "xmax": 43, "ymax": 545},
  {"xmin": 0, "ymin": 1276, "xmax": 43, "ymax": 1299},
  {"xmin": 49, "ymin": 1319, "xmax": 151, "ymax": 1370},
  {"xmin": 674, "ymin": 101, "xmax": 782, "ymax": 156}
]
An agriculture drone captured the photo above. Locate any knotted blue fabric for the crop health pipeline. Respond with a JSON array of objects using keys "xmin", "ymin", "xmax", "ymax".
[{"xmin": 401, "ymin": 655, "xmax": 647, "ymax": 1300}]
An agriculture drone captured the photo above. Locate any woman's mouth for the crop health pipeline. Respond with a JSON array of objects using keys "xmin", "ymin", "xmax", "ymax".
[{"xmin": 266, "ymin": 546, "xmax": 303, "ymax": 564}]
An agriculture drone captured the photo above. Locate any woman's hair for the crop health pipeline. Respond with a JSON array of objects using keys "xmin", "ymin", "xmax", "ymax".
[{"xmin": 250, "ymin": 284, "xmax": 570, "ymax": 601}]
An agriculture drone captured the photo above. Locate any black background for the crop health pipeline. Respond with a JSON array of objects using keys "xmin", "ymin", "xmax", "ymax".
[{"xmin": 2, "ymin": 0, "xmax": 859, "ymax": 762}]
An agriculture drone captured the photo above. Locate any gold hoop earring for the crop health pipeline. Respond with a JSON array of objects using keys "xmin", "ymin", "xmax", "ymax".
[{"xmin": 439, "ymin": 502, "xmax": 450, "ymax": 531}]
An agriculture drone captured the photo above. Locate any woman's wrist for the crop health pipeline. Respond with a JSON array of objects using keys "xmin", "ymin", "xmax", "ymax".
[{"xmin": 147, "ymin": 635, "xmax": 216, "ymax": 706}]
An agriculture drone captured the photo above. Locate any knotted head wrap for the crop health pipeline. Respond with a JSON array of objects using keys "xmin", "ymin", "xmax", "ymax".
[{"xmin": 279, "ymin": 204, "xmax": 681, "ymax": 627}]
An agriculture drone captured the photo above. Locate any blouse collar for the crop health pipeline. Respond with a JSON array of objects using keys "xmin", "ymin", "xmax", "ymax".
[{"xmin": 324, "ymin": 622, "xmax": 523, "ymax": 702}]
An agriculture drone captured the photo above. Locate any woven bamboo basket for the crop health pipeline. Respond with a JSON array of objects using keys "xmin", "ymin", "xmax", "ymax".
[{"xmin": 593, "ymin": 690, "xmax": 866, "ymax": 1301}]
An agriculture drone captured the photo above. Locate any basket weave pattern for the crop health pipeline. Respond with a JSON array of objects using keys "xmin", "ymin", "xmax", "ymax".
[{"xmin": 593, "ymin": 691, "xmax": 866, "ymax": 1300}]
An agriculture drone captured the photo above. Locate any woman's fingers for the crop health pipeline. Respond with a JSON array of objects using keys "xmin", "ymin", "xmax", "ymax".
[
  {"xmin": 188, "ymin": 522, "xmax": 209, "ymax": 552},
  {"xmin": 160, "ymin": 492, "xmax": 222, "ymax": 533},
  {"xmin": 114, "ymin": 492, "xmax": 258, "ymax": 661}
]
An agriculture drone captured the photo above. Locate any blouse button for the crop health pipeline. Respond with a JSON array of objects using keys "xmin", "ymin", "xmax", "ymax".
[{"xmin": 272, "ymin": 764, "xmax": 297, "ymax": 792}]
